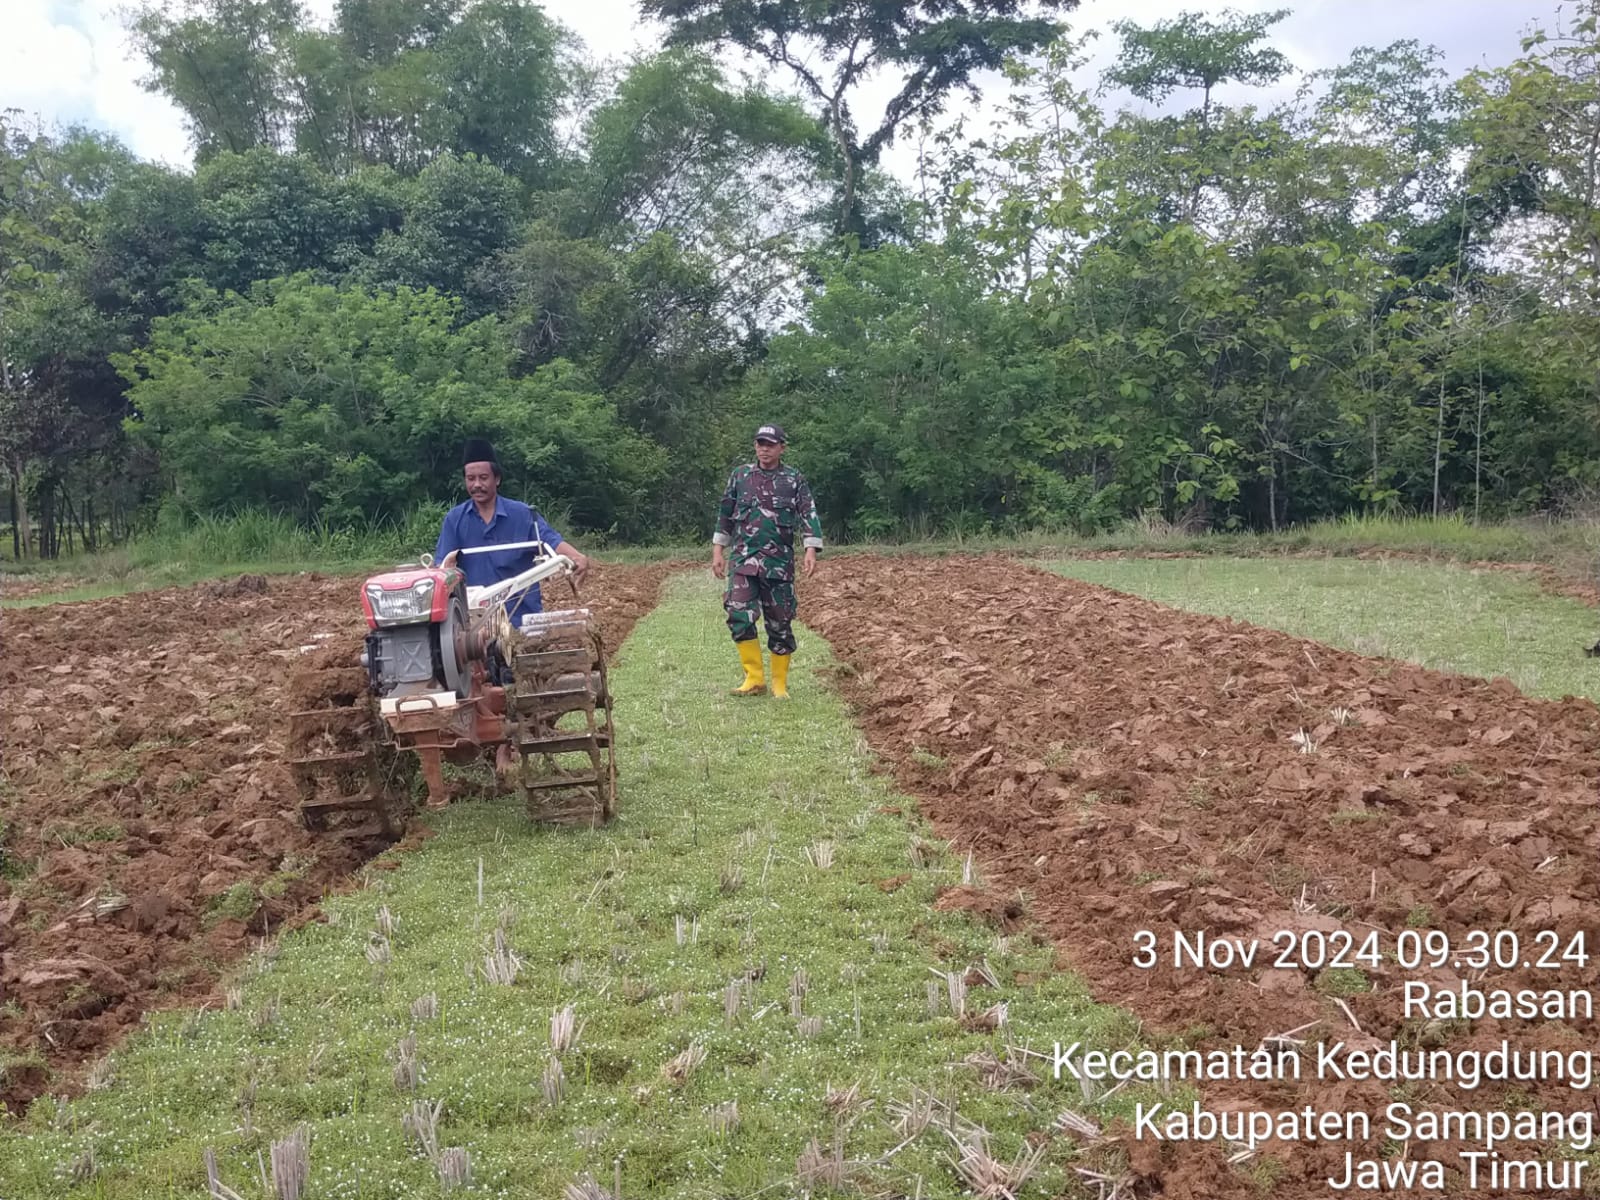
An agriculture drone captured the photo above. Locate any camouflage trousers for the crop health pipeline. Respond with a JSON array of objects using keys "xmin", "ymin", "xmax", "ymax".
[{"xmin": 725, "ymin": 572, "xmax": 797, "ymax": 655}]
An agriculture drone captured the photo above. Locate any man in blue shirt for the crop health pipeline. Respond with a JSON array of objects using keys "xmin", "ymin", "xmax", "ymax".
[{"xmin": 434, "ymin": 438, "xmax": 591, "ymax": 627}]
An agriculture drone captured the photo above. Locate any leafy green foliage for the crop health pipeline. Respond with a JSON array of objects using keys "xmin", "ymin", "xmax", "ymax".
[
  {"xmin": 204, "ymin": 882, "xmax": 260, "ymax": 926},
  {"xmin": 1, "ymin": 119, "xmax": 142, "ymax": 557},
  {"xmin": 1462, "ymin": 6, "xmax": 1600, "ymax": 297},
  {"xmin": 11, "ymin": 3, "xmax": 1600, "ymax": 559},
  {"xmin": 570, "ymin": 48, "xmax": 822, "ymax": 242},
  {"xmin": 120, "ymin": 277, "xmax": 665, "ymax": 534},
  {"xmin": 192, "ymin": 151, "xmax": 403, "ymax": 295},
  {"xmin": 132, "ymin": 0, "xmax": 567, "ymax": 182},
  {"xmin": 128, "ymin": 0, "xmax": 303, "ymax": 159},
  {"xmin": 1106, "ymin": 8, "xmax": 1292, "ymax": 106},
  {"xmin": 755, "ymin": 242, "xmax": 1112, "ymax": 537},
  {"xmin": 353, "ymin": 154, "xmax": 521, "ymax": 312}
]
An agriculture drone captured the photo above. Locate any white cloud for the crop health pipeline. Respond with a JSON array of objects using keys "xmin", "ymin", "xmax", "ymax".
[
  {"xmin": 545, "ymin": 0, "xmax": 659, "ymax": 61},
  {"xmin": 2, "ymin": 1, "xmax": 191, "ymax": 164}
]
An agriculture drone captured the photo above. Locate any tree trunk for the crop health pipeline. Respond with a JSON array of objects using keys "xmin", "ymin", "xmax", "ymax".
[
  {"xmin": 1267, "ymin": 461, "xmax": 1278, "ymax": 533},
  {"xmin": 1370, "ymin": 414, "xmax": 1380, "ymax": 508},
  {"xmin": 838, "ymin": 152, "xmax": 858, "ymax": 238},
  {"xmin": 1474, "ymin": 350, "xmax": 1485, "ymax": 525},
  {"xmin": 1184, "ymin": 86, "xmax": 1214, "ymax": 223},
  {"xmin": 8, "ymin": 460, "xmax": 31, "ymax": 560},
  {"xmin": 1432, "ymin": 373, "xmax": 1447, "ymax": 519},
  {"xmin": 39, "ymin": 487, "xmax": 55, "ymax": 560},
  {"xmin": 826, "ymin": 91, "xmax": 859, "ymax": 239},
  {"xmin": 64, "ymin": 487, "xmax": 89, "ymax": 555}
]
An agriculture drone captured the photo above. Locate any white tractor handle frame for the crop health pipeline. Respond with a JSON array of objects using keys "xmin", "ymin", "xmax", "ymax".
[{"xmin": 458, "ymin": 542, "xmax": 576, "ymax": 616}]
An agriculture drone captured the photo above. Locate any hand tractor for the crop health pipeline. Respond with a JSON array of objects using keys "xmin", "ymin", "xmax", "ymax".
[{"xmin": 286, "ymin": 543, "xmax": 615, "ymax": 831}]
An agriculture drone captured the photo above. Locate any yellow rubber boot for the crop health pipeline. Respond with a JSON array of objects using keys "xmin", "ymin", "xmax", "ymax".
[
  {"xmin": 769, "ymin": 652, "xmax": 792, "ymax": 700},
  {"xmin": 731, "ymin": 639, "xmax": 766, "ymax": 695}
]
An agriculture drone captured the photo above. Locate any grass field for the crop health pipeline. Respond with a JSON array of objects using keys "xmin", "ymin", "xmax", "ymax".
[
  {"xmin": 0, "ymin": 575, "xmax": 1147, "ymax": 1199},
  {"xmin": 1048, "ymin": 556, "xmax": 1600, "ymax": 703},
  {"xmin": 9, "ymin": 511, "xmax": 1600, "ymax": 609},
  {"xmin": 0, "ymin": 510, "xmax": 701, "ymax": 608}
]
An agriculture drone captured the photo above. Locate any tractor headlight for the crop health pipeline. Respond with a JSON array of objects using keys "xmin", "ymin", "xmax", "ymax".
[{"xmin": 366, "ymin": 577, "xmax": 437, "ymax": 625}]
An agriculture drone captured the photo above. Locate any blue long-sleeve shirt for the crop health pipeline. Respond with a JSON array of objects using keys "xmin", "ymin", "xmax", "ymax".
[{"xmin": 434, "ymin": 497, "xmax": 565, "ymax": 624}]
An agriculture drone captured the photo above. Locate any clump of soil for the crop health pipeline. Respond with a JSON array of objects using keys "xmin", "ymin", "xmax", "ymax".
[
  {"xmin": 934, "ymin": 884, "xmax": 1026, "ymax": 931},
  {"xmin": 201, "ymin": 574, "xmax": 270, "ymax": 599}
]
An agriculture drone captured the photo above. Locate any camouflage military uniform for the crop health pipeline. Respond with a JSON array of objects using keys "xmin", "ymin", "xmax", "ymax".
[{"xmin": 713, "ymin": 463, "xmax": 824, "ymax": 653}]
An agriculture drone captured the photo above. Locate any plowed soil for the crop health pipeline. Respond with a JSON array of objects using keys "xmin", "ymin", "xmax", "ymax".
[
  {"xmin": 809, "ymin": 555, "xmax": 1600, "ymax": 1199},
  {"xmin": 0, "ymin": 564, "xmax": 670, "ymax": 1113}
]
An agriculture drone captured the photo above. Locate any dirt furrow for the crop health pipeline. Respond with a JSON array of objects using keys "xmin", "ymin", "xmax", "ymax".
[
  {"xmin": 0, "ymin": 564, "xmax": 671, "ymax": 1113},
  {"xmin": 809, "ymin": 554, "xmax": 1600, "ymax": 1199}
]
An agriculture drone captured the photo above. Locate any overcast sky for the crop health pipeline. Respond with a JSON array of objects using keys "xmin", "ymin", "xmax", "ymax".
[{"xmin": 1, "ymin": 0, "xmax": 1561, "ymax": 176}]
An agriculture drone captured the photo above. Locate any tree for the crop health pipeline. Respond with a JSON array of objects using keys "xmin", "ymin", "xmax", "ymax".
[
  {"xmin": 1, "ymin": 119, "xmax": 140, "ymax": 557},
  {"xmin": 194, "ymin": 151, "xmax": 406, "ymax": 294},
  {"xmin": 640, "ymin": 0, "xmax": 1077, "ymax": 237},
  {"xmin": 751, "ymin": 242, "xmax": 1095, "ymax": 537},
  {"xmin": 1101, "ymin": 8, "xmax": 1292, "ymax": 226},
  {"xmin": 570, "ymin": 49, "xmax": 820, "ymax": 243},
  {"xmin": 1106, "ymin": 8, "xmax": 1290, "ymax": 127},
  {"xmin": 0, "ymin": 117, "xmax": 52, "ymax": 555},
  {"xmin": 355, "ymin": 153, "xmax": 521, "ymax": 311},
  {"xmin": 91, "ymin": 148, "xmax": 520, "ymax": 315},
  {"xmin": 119, "ymin": 276, "xmax": 667, "ymax": 534},
  {"xmin": 294, "ymin": 0, "xmax": 569, "ymax": 180},
  {"xmin": 132, "ymin": 0, "xmax": 570, "ymax": 182},
  {"xmin": 483, "ymin": 51, "xmax": 828, "ymax": 531},
  {"xmin": 1462, "ymin": 1, "xmax": 1600, "ymax": 304},
  {"xmin": 21, "ymin": 4, "xmax": 1600, "ymax": 548},
  {"xmin": 130, "ymin": 0, "xmax": 303, "ymax": 159},
  {"xmin": 1307, "ymin": 41, "xmax": 1463, "ymax": 230},
  {"xmin": 87, "ymin": 163, "xmax": 207, "ymax": 325}
]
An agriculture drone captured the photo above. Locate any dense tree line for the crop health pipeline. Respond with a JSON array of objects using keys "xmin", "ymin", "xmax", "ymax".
[{"xmin": 4, "ymin": 0, "xmax": 1600, "ymax": 556}]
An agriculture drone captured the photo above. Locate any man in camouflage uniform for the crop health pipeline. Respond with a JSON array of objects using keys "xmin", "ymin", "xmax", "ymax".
[{"xmin": 711, "ymin": 423, "xmax": 824, "ymax": 699}]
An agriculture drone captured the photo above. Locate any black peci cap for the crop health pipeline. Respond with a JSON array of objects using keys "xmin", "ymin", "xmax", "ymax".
[
  {"xmin": 462, "ymin": 437, "xmax": 499, "ymax": 466},
  {"xmin": 754, "ymin": 424, "xmax": 787, "ymax": 444}
]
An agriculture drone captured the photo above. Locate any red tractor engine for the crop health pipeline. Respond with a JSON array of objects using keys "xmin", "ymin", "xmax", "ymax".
[
  {"xmin": 288, "ymin": 552, "xmax": 614, "ymax": 827},
  {"xmin": 360, "ymin": 565, "xmax": 486, "ymax": 701}
]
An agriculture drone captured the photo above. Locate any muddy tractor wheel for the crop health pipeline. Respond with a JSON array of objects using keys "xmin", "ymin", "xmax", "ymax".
[
  {"xmin": 286, "ymin": 648, "xmax": 414, "ymax": 837},
  {"xmin": 511, "ymin": 608, "xmax": 616, "ymax": 826}
]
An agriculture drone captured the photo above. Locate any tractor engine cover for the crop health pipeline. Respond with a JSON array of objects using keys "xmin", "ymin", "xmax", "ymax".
[
  {"xmin": 359, "ymin": 564, "xmax": 476, "ymax": 701},
  {"xmin": 365, "ymin": 625, "xmax": 437, "ymax": 693}
]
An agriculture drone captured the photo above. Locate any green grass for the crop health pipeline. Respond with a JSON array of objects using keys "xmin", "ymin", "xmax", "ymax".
[
  {"xmin": 203, "ymin": 883, "xmax": 262, "ymax": 928},
  {"xmin": 1, "ymin": 509, "xmax": 447, "ymax": 607},
  {"xmin": 0, "ymin": 508, "xmax": 702, "ymax": 607},
  {"xmin": 831, "ymin": 511, "xmax": 1600, "ymax": 572},
  {"xmin": 0, "ymin": 574, "xmax": 1152, "ymax": 1198},
  {"xmin": 12, "ymin": 508, "xmax": 1600, "ymax": 608},
  {"xmin": 1047, "ymin": 556, "xmax": 1600, "ymax": 702},
  {"xmin": 0, "ymin": 561, "xmax": 347, "ymax": 609}
]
